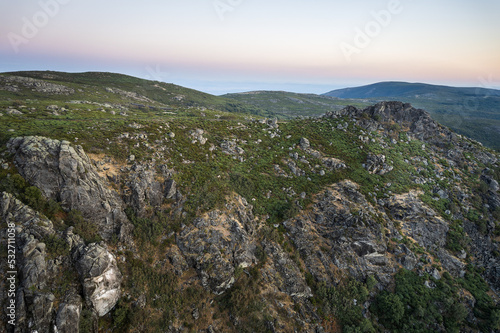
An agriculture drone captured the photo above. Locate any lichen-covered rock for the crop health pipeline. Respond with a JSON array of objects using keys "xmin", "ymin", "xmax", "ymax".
[
  {"xmin": 364, "ymin": 153, "xmax": 393, "ymax": 175},
  {"xmin": 73, "ymin": 243, "xmax": 122, "ymax": 316},
  {"xmin": 124, "ymin": 165, "xmax": 163, "ymax": 215},
  {"xmin": 386, "ymin": 191, "xmax": 449, "ymax": 251},
  {"xmin": 177, "ymin": 195, "xmax": 258, "ymax": 294},
  {"xmin": 7, "ymin": 136, "xmax": 132, "ymax": 241},
  {"xmin": 0, "ymin": 75, "xmax": 75, "ymax": 95},
  {"xmin": 55, "ymin": 290, "xmax": 83, "ymax": 333},
  {"xmin": 166, "ymin": 245, "xmax": 189, "ymax": 275},
  {"xmin": 299, "ymin": 137, "xmax": 310, "ymax": 150},
  {"xmin": 284, "ymin": 181, "xmax": 397, "ymax": 285},
  {"xmin": 190, "ymin": 129, "xmax": 208, "ymax": 145},
  {"xmin": 0, "ymin": 192, "xmax": 55, "ymax": 333},
  {"xmin": 324, "ymin": 101, "xmax": 456, "ymax": 145},
  {"xmin": 261, "ymin": 241, "xmax": 312, "ymax": 298}
]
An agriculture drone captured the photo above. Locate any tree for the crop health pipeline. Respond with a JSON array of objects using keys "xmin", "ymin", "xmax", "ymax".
[{"xmin": 373, "ymin": 291, "xmax": 404, "ymax": 328}]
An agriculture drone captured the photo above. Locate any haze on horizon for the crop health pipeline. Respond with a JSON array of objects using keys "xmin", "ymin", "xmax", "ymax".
[{"xmin": 1, "ymin": 0, "xmax": 499, "ymax": 94}]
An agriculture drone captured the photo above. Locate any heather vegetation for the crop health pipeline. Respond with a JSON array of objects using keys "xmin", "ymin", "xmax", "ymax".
[{"xmin": 1, "ymin": 72, "xmax": 499, "ymax": 332}]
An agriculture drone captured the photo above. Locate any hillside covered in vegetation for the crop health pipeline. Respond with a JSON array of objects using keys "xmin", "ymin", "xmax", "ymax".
[{"xmin": 1, "ymin": 72, "xmax": 499, "ymax": 333}]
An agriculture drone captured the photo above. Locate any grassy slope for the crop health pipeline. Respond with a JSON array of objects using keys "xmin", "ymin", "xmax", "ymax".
[
  {"xmin": 223, "ymin": 91, "xmax": 372, "ymax": 119},
  {"xmin": 1, "ymin": 71, "xmax": 499, "ymax": 332},
  {"xmin": 1, "ymin": 71, "xmax": 272, "ymax": 116}
]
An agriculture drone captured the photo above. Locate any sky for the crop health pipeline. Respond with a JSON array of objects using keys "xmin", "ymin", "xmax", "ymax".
[{"xmin": 1, "ymin": 0, "xmax": 499, "ymax": 94}]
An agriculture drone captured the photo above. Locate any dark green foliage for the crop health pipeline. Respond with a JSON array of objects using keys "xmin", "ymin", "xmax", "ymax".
[
  {"xmin": 123, "ymin": 253, "xmax": 178, "ymax": 327},
  {"xmin": 217, "ymin": 266, "xmax": 273, "ymax": 332},
  {"xmin": 21, "ymin": 186, "xmax": 44, "ymax": 211},
  {"xmin": 365, "ymin": 275, "xmax": 377, "ymax": 290},
  {"xmin": 466, "ymin": 209, "xmax": 480, "ymax": 223},
  {"xmin": 372, "ymin": 291, "xmax": 404, "ymax": 328},
  {"xmin": 230, "ymin": 173, "xmax": 255, "ymax": 199},
  {"xmin": 0, "ymin": 171, "xmax": 64, "ymax": 220},
  {"xmin": 371, "ymin": 269, "xmax": 469, "ymax": 332},
  {"xmin": 79, "ymin": 307, "xmax": 95, "ymax": 333},
  {"xmin": 66, "ymin": 209, "xmax": 102, "ymax": 244},
  {"xmin": 445, "ymin": 220, "xmax": 468, "ymax": 252},
  {"xmin": 465, "ymin": 209, "xmax": 489, "ymax": 234},
  {"xmin": 124, "ymin": 207, "xmax": 177, "ymax": 247},
  {"xmin": 43, "ymin": 234, "xmax": 70, "ymax": 258},
  {"xmin": 309, "ymin": 278, "xmax": 369, "ymax": 330},
  {"xmin": 458, "ymin": 266, "xmax": 500, "ymax": 331},
  {"xmin": 112, "ymin": 299, "xmax": 132, "ymax": 331}
]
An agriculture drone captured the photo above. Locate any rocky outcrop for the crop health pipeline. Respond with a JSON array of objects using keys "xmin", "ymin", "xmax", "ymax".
[
  {"xmin": 480, "ymin": 169, "xmax": 500, "ymax": 210},
  {"xmin": 176, "ymin": 195, "xmax": 258, "ymax": 294},
  {"xmin": 261, "ymin": 241, "xmax": 312, "ymax": 298},
  {"xmin": 7, "ymin": 136, "xmax": 132, "ymax": 241},
  {"xmin": 324, "ymin": 101, "xmax": 456, "ymax": 144},
  {"xmin": 364, "ymin": 153, "xmax": 393, "ymax": 175},
  {"xmin": 221, "ymin": 139, "xmax": 245, "ymax": 156},
  {"xmin": 1, "ymin": 193, "xmax": 55, "ymax": 333},
  {"xmin": 284, "ymin": 181, "xmax": 397, "ymax": 285},
  {"xmin": 0, "ymin": 191, "xmax": 122, "ymax": 332},
  {"xmin": 55, "ymin": 290, "xmax": 83, "ymax": 333},
  {"xmin": 386, "ymin": 191, "xmax": 449, "ymax": 251},
  {"xmin": 0, "ymin": 75, "xmax": 75, "ymax": 95},
  {"xmin": 105, "ymin": 87, "xmax": 153, "ymax": 103},
  {"xmin": 124, "ymin": 164, "xmax": 174, "ymax": 216},
  {"xmin": 190, "ymin": 129, "xmax": 208, "ymax": 145},
  {"xmin": 73, "ymin": 243, "xmax": 122, "ymax": 316}
]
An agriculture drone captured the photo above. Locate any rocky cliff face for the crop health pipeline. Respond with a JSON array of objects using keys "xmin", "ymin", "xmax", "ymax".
[
  {"xmin": 0, "ymin": 192, "xmax": 123, "ymax": 332},
  {"xmin": 1, "ymin": 101, "xmax": 499, "ymax": 333},
  {"xmin": 7, "ymin": 136, "xmax": 132, "ymax": 242}
]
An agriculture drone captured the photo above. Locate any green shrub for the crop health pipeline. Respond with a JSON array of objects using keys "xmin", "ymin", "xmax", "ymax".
[
  {"xmin": 372, "ymin": 291, "xmax": 404, "ymax": 328},
  {"xmin": 446, "ymin": 220, "xmax": 468, "ymax": 252},
  {"xmin": 66, "ymin": 209, "xmax": 102, "ymax": 244},
  {"xmin": 43, "ymin": 234, "xmax": 70, "ymax": 258},
  {"xmin": 459, "ymin": 266, "xmax": 500, "ymax": 331},
  {"xmin": 79, "ymin": 307, "xmax": 95, "ymax": 333},
  {"xmin": 311, "ymin": 279, "xmax": 368, "ymax": 329},
  {"xmin": 22, "ymin": 186, "xmax": 45, "ymax": 211},
  {"xmin": 371, "ymin": 269, "xmax": 471, "ymax": 331}
]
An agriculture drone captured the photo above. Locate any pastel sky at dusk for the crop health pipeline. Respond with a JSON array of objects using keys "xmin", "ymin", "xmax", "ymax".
[{"xmin": 1, "ymin": 0, "xmax": 499, "ymax": 94}]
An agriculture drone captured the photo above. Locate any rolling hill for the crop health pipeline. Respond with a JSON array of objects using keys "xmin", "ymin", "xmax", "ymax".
[
  {"xmin": 324, "ymin": 81, "xmax": 500, "ymax": 99},
  {"xmin": 1, "ymin": 71, "xmax": 500, "ymax": 333},
  {"xmin": 223, "ymin": 90, "xmax": 372, "ymax": 119}
]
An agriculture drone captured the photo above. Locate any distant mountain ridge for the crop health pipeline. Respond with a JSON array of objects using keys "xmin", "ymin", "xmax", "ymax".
[
  {"xmin": 323, "ymin": 81, "xmax": 500, "ymax": 99},
  {"xmin": 323, "ymin": 81, "xmax": 500, "ymax": 150}
]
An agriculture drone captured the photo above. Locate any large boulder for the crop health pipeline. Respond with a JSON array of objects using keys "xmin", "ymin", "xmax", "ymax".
[
  {"xmin": 55, "ymin": 290, "xmax": 83, "ymax": 333},
  {"xmin": 73, "ymin": 243, "xmax": 122, "ymax": 317},
  {"xmin": 7, "ymin": 136, "xmax": 132, "ymax": 241}
]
